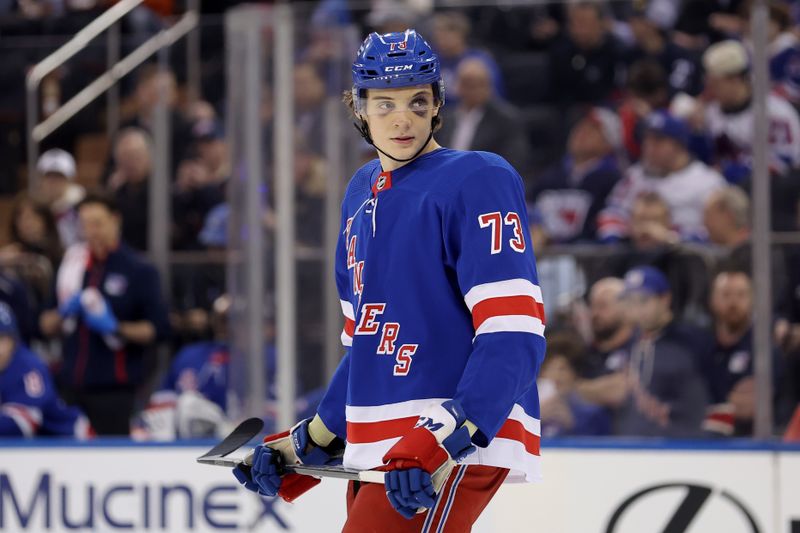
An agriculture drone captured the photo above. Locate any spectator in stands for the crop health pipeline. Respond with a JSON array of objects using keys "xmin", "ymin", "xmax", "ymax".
[
  {"xmin": 703, "ymin": 186, "xmax": 789, "ymax": 303},
  {"xmin": 135, "ymin": 294, "xmax": 320, "ymax": 440},
  {"xmin": 107, "ymin": 127, "xmax": 152, "ymax": 251},
  {"xmin": 35, "ymin": 148, "xmax": 85, "ymax": 248},
  {"xmin": 547, "ymin": 1, "xmax": 627, "ymax": 107},
  {"xmin": 539, "ymin": 332, "xmax": 611, "ymax": 437},
  {"xmin": 614, "ymin": 266, "xmax": 710, "ymax": 437},
  {"xmin": 437, "ymin": 57, "xmax": 531, "ymax": 181},
  {"xmin": 600, "ymin": 192, "xmax": 714, "ymax": 326},
  {"xmin": 625, "ymin": 3, "xmax": 703, "ymax": 97},
  {"xmin": 39, "ymin": 192, "xmax": 169, "ymax": 435},
  {"xmin": 0, "ymin": 271, "xmax": 33, "ymax": 345},
  {"xmin": 574, "ymin": 278, "xmax": 636, "ymax": 409},
  {"xmin": 700, "ymin": 269, "xmax": 783, "ymax": 436},
  {"xmin": 618, "ymin": 60, "xmax": 671, "ymax": 162},
  {"xmin": 765, "ymin": 2, "xmax": 800, "ymax": 108},
  {"xmin": 0, "ymin": 302, "xmax": 92, "ymax": 438},
  {"xmin": 135, "ymin": 294, "xmax": 235, "ymax": 440},
  {"xmin": 430, "ymin": 10, "xmax": 505, "ymax": 106},
  {"xmin": 598, "ymin": 111, "xmax": 725, "ymax": 242},
  {"xmin": 529, "ymin": 107, "xmax": 623, "ymax": 243},
  {"xmin": 121, "ymin": 64, "xmax": 192, "ymax": 172},
  {"xmin": 702, "ymin": 39, "xmax": 800, "ymax": 182},
  {"xmin": 1, "ymin": 193, "xmax": 63, "ymax": 272},
  {"xmin": 294, "ymin": 63, "xmax": 327, "ymax": 154},
  {"xmin": 673, "ymin": 0, "xmax": 748, "ymax": 45},
  {"xmin": 171, "ymin": 119, "xmax": 227, "ymax": 250}
]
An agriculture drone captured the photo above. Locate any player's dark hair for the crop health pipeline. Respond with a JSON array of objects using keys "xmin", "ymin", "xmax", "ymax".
[{"xmin": 77, "ymin": 190, "xmax": 121, "ymax": 215}]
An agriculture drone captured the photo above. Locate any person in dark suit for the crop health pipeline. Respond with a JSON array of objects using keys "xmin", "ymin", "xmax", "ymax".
[{"xmin": 437, "ymin": 57, "xmax": 533, "ymax": 188}]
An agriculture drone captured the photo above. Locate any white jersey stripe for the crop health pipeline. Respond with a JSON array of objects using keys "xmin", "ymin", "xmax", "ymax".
[
  {"xmin": 341, "ymin": 331, "xmax": 353, "ymax": 347},
  {"xmin": 474, "ymin": 315, "xmax": 545, "ymax": 337},
  {"xmin": 464, "ymin": 278, "xmax": 543, "ymax": 311},
  {"xmin": 346, "ymin": 398, "xmax": 448, "ymax": 423},
  {"xmin": 340, "ymin": 299, "xmax": 355, "ymax": 320}
]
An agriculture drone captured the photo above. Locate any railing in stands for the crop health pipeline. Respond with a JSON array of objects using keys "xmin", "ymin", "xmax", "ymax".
[{"xmin": 24, "ymin": 0, "xmax": 200, "ymax": 191}]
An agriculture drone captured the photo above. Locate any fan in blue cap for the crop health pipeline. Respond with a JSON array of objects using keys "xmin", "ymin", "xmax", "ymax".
[{"xmin": 351, "ymin": 29, "xmax": 444, "ymax": 162}]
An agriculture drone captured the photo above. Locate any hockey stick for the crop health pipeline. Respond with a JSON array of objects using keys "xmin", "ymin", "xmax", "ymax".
[
  {"xmin": 196, "ymin": 417, "xmax": 264, "ymax": 460},
  {"xmin": 197, "ymin": 455, "xmax": 385, "ymax": 484},
  {"xmin": 196, "ymin": 418, "xmax": 385, "ymax": 484}
]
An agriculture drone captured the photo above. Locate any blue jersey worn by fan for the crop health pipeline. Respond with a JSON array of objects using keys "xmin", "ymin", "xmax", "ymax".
[{"xmin": 0, "ymin": 303, "xmax": 91, "ymax": 438}]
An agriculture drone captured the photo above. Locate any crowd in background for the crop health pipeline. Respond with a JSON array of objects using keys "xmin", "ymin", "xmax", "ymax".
[{"xmin": 1, "ymin": 0, "xmax": 800, "ymax": 440}]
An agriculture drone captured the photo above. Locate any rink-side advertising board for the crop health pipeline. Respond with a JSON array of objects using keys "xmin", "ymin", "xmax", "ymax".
[{"xmin": 0, "ymin": 441, "xmax": 798, "ymax": 532}]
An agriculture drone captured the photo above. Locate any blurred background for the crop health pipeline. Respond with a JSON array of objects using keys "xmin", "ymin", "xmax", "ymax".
[{"xmin": 0, "ymin": 0, "xmax": 799, "ymax": 448}]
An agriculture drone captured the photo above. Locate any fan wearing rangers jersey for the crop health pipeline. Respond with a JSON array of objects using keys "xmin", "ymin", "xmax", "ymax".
[
  {"xmin": 702, "ymin": 40, "xmax": 800, "ymax": 180},
  {"xmin": 0, "ymin": 303, "xmax": 92, "ymax": 438},
  {"xmin": 233, "ymin": 29, "xmax": 546, "ymax": 532}
]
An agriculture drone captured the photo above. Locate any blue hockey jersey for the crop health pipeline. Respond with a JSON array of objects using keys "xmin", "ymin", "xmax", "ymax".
[
  {"xmin": 0, "ymin": 345, "xmax": 91, "ymax": 438},
  {"xmin": 316, "ymin": 148, "xmax": 546, "ymax": 483}
]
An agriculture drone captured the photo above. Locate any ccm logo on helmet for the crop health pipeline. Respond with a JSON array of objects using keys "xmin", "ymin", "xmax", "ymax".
[{"xmin": 385, "ymin": 65, "xmax": 413, "ymax": 72}]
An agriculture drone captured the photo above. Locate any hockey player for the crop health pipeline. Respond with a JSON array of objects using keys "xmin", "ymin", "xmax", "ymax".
[
  {"xmin": 0, "ymin": 302, "xmax": 92, "ymax": 438},
  {"xmin": 233, "ymin": 29, "xmax": 546, "ymax": 531}
]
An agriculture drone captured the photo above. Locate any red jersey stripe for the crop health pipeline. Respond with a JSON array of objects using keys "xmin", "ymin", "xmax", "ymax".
[
  {"xmin": 344, "ymin": 317, "xmax": 356, "ymax": 337},
  {"xmin": 471, "ymin": 295, "xmax": 546, "ymax": 331},
  {"xmin": 347, "ymin": 416, "xmax": 417, "ymax": 443},
  {"xmin": 495, "ymin": 419, "xmax": 540, "ymax": 456},
  {"xmin": 347, "ymin": 415, "xmax": 540, "ymax": 456}
]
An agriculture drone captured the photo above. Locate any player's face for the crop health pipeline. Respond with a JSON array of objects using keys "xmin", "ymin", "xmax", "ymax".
[
  {"xmin": 362, "ymin": 85, "xmax": 439, "ymax": 160},
  {"xmin": 711, "ymin": 272, "xmax": 753, "ymax": 330},
  {"xmin": 0, "ymin": 336, "xmax": 14, "ymax": 371}
]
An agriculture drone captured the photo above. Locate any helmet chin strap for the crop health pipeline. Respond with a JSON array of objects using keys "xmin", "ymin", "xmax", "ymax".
[{"xmin": 354, "ymin": 115, "xmax": 438, "ymax": 164}]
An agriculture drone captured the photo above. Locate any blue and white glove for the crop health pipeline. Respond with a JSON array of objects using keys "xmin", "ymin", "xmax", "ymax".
[
  {"xmin": 80, "ymin": 288, "xmax": 119, "ymax": 336},
  {"xmin": 59, "ymin": 293, "xmax": 83, "ymax": 335},
  {"xmin": 59, "ymin": 293, "xmax": 82, "ymax": 318},
  {"xmin": 382, "ymin": 400, "xmax": 476, "ymax": 519},
  {"xmin": 233, "ymin": 415, "xmax": 343, "ymax": 502}
]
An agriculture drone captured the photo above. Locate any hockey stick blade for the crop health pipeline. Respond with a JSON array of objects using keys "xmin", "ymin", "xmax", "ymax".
[
  {"xmin": 196, "ymin": 417, "xmax": 264, "ymax": 460},
  {"xmin": 196, "ymin": 455, "xmax": 385, "ymax": 484}
]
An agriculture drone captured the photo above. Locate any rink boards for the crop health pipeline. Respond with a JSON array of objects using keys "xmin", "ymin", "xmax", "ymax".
[{"xmin": 0, "ymin": 440, "xmax": 798, "ymax": 533}]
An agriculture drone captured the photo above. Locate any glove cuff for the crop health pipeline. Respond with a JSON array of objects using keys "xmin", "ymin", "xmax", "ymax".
[
  {"xmin": 382, "ymin": 426, "xmax": 449, "ymax": 474},
  {"xmin": 414, "ymin": 400, "xmax": 466, "ymax": 444},
  {"xmin": 277, "ymin": 473, "xmax": 321, "ymax": 503},
  {"xmin": 308, "ymin": 414, "xmax": 337, "ymax": 447}
]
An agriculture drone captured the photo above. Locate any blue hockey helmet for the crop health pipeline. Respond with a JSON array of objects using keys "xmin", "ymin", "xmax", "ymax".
[{"xmin": 351, "ymin": 29, "xmax": 445, "ymax": 113}]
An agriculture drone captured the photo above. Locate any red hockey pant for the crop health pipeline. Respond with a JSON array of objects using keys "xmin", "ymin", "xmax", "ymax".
[{"xmin": 342, "ymin": 465, "xmax": 508, "ymax": 533}]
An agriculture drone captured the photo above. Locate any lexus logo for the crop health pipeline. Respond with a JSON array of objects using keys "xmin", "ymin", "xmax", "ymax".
[{"xmin": 606, "ymin": 483, "xmax": 761, "ymax": 533}]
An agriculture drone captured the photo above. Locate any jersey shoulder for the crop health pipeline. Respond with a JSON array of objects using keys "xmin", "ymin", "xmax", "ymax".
[
  {"xmin": 426, "ymin": 148, "xmax": 524, "ymax": 199},
  {"xmin": 343, "ymin": 158, "xmax": 381, "ymax": 204},
  {"xmin": 8, "ymin": 346, "xmax": 48, "ymax": 376}
]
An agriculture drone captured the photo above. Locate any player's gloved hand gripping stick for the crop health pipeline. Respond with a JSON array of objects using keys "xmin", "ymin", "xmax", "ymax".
[
  {"xmin": 197, "ymin": 417, "xmax": 384, "ymax": 484},
  {"xmin": 232, "ymin": 415, "xmax": 346, "ymax": 502},
  {"xmin": 381, "ymin": 400, "xmax": 477, "ymax": 519}
]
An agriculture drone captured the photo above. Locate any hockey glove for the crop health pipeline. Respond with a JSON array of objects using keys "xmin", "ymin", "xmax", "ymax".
[
  {"xmin": 233, "ymin": 414, "xmax": 343, "ymax": 502},
  {"xmin": 80, "ymin": 288, "xmax": 119, "ymax": 336},
  {"xmin": 382, "ymin": 400, "xmax": 476, "ymax": 519},
  {"xmin": 59, "ymin": 293, "xmax": 82, "ymax": 318}
]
